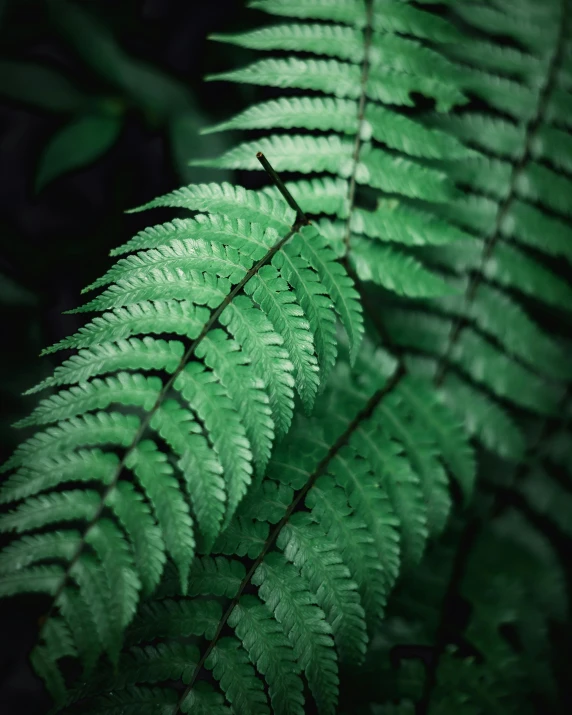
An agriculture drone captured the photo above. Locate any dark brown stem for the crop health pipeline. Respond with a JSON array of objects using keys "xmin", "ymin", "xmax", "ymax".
[
  {"xmin": 342, "ymin": 0, "xmax": 374, "ymax": 257},
  {"xmin": 256, "ymin": 151, "xmax": 310, "ymax": 227}
]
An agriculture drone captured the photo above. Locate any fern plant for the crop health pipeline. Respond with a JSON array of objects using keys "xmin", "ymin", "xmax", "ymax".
[{"xmin": 1, "ymin": 0, "xmax": 571, "ymax": 712}]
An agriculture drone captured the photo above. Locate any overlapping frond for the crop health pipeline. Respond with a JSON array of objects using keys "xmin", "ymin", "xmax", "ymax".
[{"xmin": 53, "ymin": 339, "xmax": 474, "ymax": 714}]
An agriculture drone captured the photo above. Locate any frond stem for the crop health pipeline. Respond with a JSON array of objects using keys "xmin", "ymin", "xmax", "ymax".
[
  {"xmin": 342, "ymin": 0, "xmax": 374, "ymax": 257},
  {"xmin": 257, "ymin": 151, "xmax": 311, "ymax": 227}
]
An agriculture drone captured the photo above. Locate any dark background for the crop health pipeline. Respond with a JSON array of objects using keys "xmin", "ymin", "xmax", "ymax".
[{"xmin": 0, "ymin": 1, "xmax": 256, "ymax": 710}]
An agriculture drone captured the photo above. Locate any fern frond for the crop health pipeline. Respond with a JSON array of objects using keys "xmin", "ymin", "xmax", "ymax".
[
  {"xmin": 25, "ymin": 338, "xmax": 184, "ymax": 394},
  {"xmin": 248, "ymin": 0, "xmax": 463, "ymax": 43},
  {"xmin": 126, "ymin": 599, "xmax": 221, "ymax": 646},
  {"xmin": 254, "ymin": 553, "xmax": 339, "ymax": 715},
  {"xmin": 126, "ymin": 181, "xmax": 294, "ymax": 229},
  {"xmin": 364, "ymin": 502, "xmax": 568, "ymax": 714},
  {"xmin": 104, "ymin": 481, "xmax": 166, "ymax": 597},
  {"xmin": 351, "ymin": 238, "xmax": 452, "ymax": 297},
  {"xmin": 0, "ymin": 448, "xmax": 117, "ymax": 503},
  {"xmin": 1, "ymin": 151, "xmax": 364, "ymax": 675},
  {"xmin": 58, "ymin": 339, "xmax": 474, "ymax": 714}
]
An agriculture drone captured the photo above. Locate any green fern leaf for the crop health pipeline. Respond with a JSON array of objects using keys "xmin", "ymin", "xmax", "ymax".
[
  {"xmin": 219, "ymin": 296, "xmax": 295, "ymax": 436},
  {"xmin": 253, "ymin": 552, "xmax": 339, "ymax": 715},
  {"xmin": 436, "ymin": 372, "xmax": 525, "ymax": 461},
  {"xmin": 504, "ymin": 199, "xmax": 572, "ymax": 262},
  {"xmin": 149, "ymin": 399, "xmax": 226, "ymax": 549},
  {"xmin": 84, "ymin": 643, "xmax": 200, "ymax": 691},
  {"xmin": 0, "ymin": 489, "xmax": 100, "ymax": 533},
  {"xmin": 15, "ymin": 372, "xmax": 162, "ymax": 428},
  {"xmin": 25, "ymin": 338, "xmax": 184, "ymax": 395},
  {"xmin": 125, "ymin": 441, "xmax": 195, "ymax": 595},
  {"xmin": 0, "ymin": 563, "xmax": 64, "ymax": 598},
  {"xmin": 366, "ymin": 104, "xmax": 470, "ymax": 159},
  {"xmin": 229, "ymin": 596, "xmax": 305, "ymax": 715},
  {"xmin": 127, "ymin": 181, "xmax": 294, "ymax": 230},
  {"xmin": 0, "ymin": 530, "xmax": 80, "ymax": 573},
  {"xmin": 198, "ymin": 332, "xmax": 275, "ymax": 474},
  {"xmin": 187, "ymin": 556, "xmax": 246, "ymax": 598},
  {"xmin": 306, "ymin": 477, "xmax": 388, "ymax": 624},
  {"xmin": 398, "ymin": 377, "xmax": 476, "ymax": 499},
  {"xmin": 329, "ymin": 449, "xmax": 401, "ymax": 599},
  {"xmin": 350, "ymin": 202, "xmax": 471, "ymax": 246},
  {"xmin": 264, "ymin": 177, "xmax": 349, "ymax": 218},
  {"xmin": 212, "ymin": 517, "xmax": 269, "ymax": 560},
  {"xmin": 206, "ymin": 637, "xmax": 271, "ymax": 715},
  {"xmin": 429, "ymin": 280, "xmax": 571, "ymax": 381},
  {"xmin": 111, "ymin": 214, "xmax": 272, "ymax": 259},
  {"xmin": 350, "ymin": 427, "xmax": 428, "ymax": 565},
  {"xmin": 174, "ymin": 361, "xmax": 253, "ymax": 528},
  {"xmin": 422, "ymin": 233, "xmax": 572, "ymax": 311},
  {"xmin": 72, "ymin": 270, "xmax": 228, "ymax": 314},
  {"xmin": 208, "ymin": 57, "xmax": 463, "ymax": 111},
  {"xmin": 244, "ymin": 265, "xmax": 320, "ymax": 412},
  {"xmin": 236, "ymin": 479, "xmax": 293, "ymax": 525},
  {"xmin": 202, "ymin": 96, "xmax": 360, "ymax": 136},
  {"xmin": 32, "ymin": 618, "xmax": 76, "ymax": 704},
  {"xmin": 126, "ymin": 599, "xmax": 221, "ymax": 647},
  {"xmin": 272, "ymin": 243, "xmax": 338, "ymax": 384},
  {"xmin": 40, "ymin": 301, "xmax": 208, "ymax": 355},
  {"xmin": 1, "ymin": 412, "xmax": 139, "ymax": 472},
  {"xmin": 6, "ymin": 0, "xmax": 568, "ymax": 708},
  {"xmin": 427, "ymin": 112, "xmax": 527, "ymax": 160},
  {"xmin": 293, "ymin": 225, "xmax": 364, "ymax": 363},
  {"xmin": 194, "ymin": 133, "xmax": 353, "ymax": 173},
  {"xmin": 380, "ymin": 393, "xmax": 452, "ymax": 537},
  {"xmin": 56, "ymin": 588, "xmax": 100, "ymax": 676},
  {"xmin": 278, "ymin": 513, "xmax": 369, "ymax": 665},
  {"xmin": 248, "ymin": 0, "xmax": 462, "ymax": 43},
  {"xmin": 351, "ymin": 238, "xmax": 453, "ymax": 297},
  {"xmin": 104, "ymin": 482, "xmax": 166, "ymax": 597},
  {"xmin": 69, "ymin": 553, "xmax": 122, "ymax": 664},
  {"xmin": 0, "ymin": 449, "xmax": 117, "ymax": 503},
  {"xmin": 84, "ymin": 519, "xmax": 141, "ymax": 632},
  {"xmin": 83, "ymin": 239, "xmax": 253, "ymax": 294},
  {"xmin": 181, "ymin": 682, "xmax": 232, "ymax": 715}
]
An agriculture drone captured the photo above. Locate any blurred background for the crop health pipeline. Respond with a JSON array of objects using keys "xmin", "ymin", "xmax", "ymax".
[{"xmin": 0, "ymin": 1, "xmax": 261, "ymax": 710}]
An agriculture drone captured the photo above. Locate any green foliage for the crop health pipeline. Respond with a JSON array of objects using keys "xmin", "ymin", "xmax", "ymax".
[
  {"xmin": 0, "ymin": 0, "xmax": 225, "ymax": 189},
  {"xmin": 1, "ymin": 0, "xmax": 571, "ymax": 713}
]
